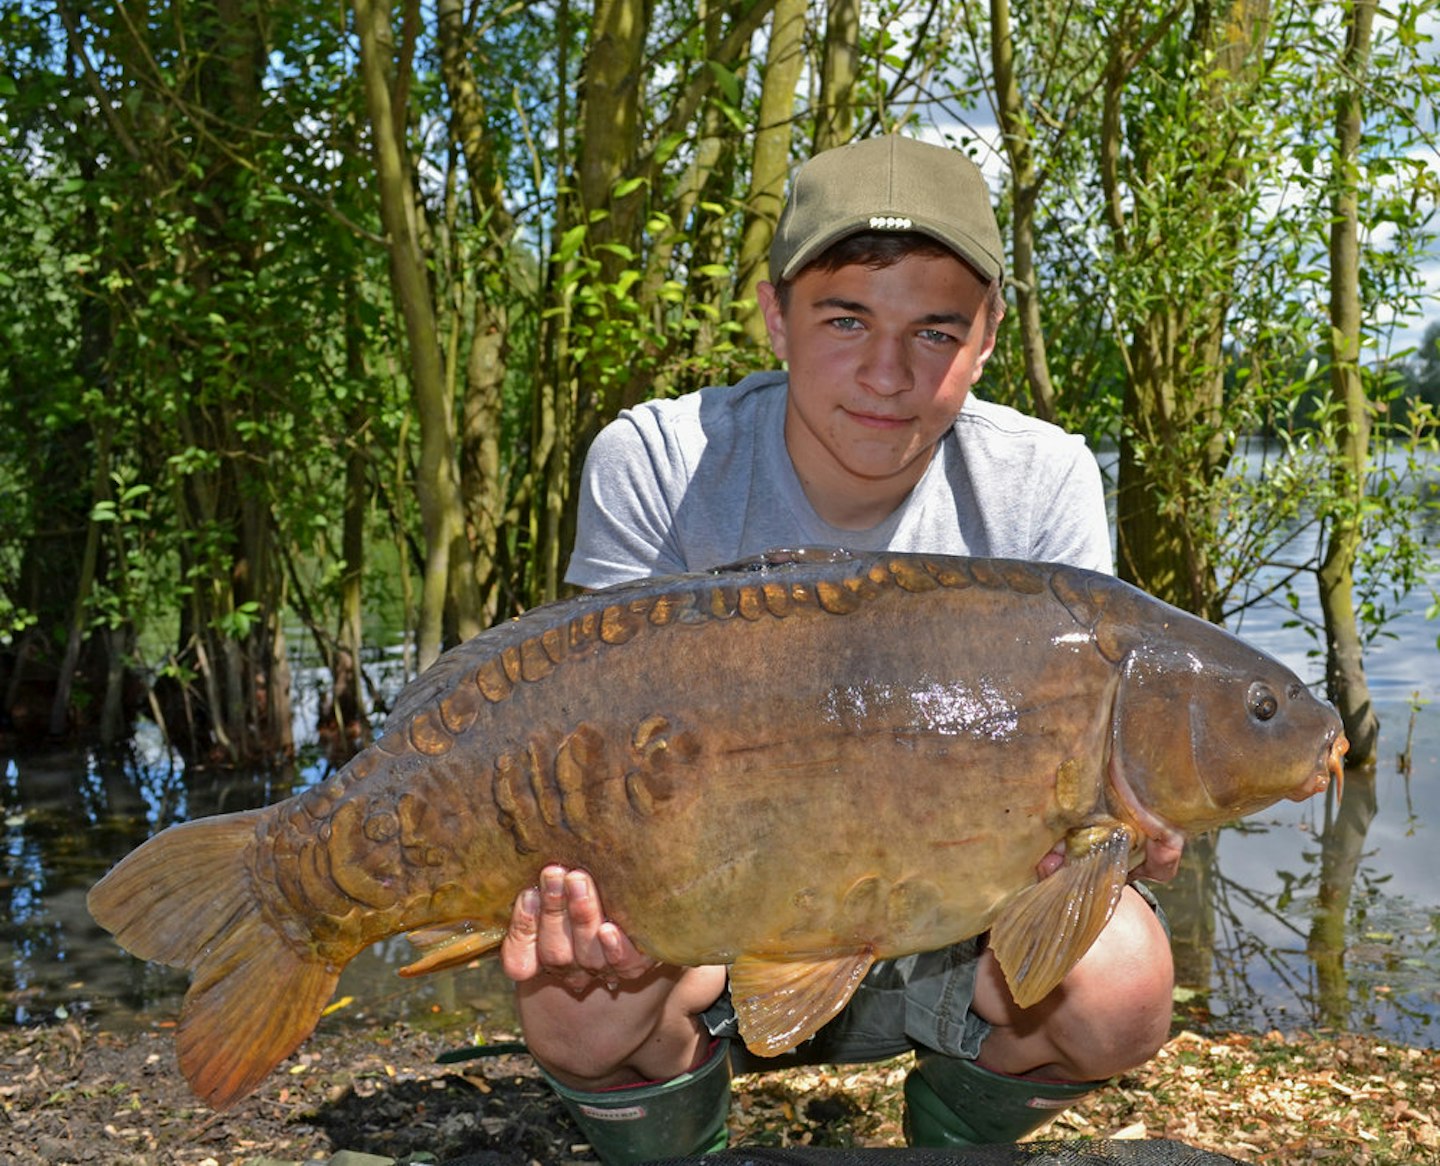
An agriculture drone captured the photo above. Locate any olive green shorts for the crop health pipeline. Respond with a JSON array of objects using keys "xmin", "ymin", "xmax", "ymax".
[{"xmin": 703, "ymin": 937, "xmax": 991, "ymax": 1074}]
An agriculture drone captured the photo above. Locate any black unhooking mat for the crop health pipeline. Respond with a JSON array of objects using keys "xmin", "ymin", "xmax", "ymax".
[{"xmin": 643, "ymin": 1143, "xmax": 1249, "ymax": 1166}]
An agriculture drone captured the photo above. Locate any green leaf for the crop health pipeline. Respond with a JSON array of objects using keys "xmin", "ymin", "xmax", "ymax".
[{"xmin": 706, "ymin": 59, "xmax": 741, "ymax": 106}]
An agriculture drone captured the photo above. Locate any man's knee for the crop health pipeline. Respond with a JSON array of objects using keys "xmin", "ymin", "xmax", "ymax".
[
  {"xmin": 972, "ymin": 884, "xmax": 1174, "ymax": 1081},
  {"xmin": 1063, "ymin": 886, "xmax": 1174, "ymax": 1077}
]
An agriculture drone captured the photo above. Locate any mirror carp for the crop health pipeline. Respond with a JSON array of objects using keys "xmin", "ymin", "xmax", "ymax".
[{"xmin": 88, "ymin": 550, "xmax": 1347, "ymax": 1110}]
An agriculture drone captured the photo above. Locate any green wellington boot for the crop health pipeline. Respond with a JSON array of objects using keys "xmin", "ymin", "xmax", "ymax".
[
  {"xmin": 903, "ymin": 1051, "xmax": 1102, "ymax": 1148},
  {"xmin": 542, "ymin": 1039, "xmax": 732, "ymax": 1166}
]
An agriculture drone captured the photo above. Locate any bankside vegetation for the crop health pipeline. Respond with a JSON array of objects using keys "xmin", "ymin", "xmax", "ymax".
[{"xmin": 1, "ymin": 0, "xmax": 1437, "ymax": 767}]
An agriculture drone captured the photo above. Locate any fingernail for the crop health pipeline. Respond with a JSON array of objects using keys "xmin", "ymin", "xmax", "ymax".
[
  {"xmin": 566, "ymin": 871, "xmax": 591, "ymax": 900},
  {"xmin": 519, "ymin": 888, "xmax": 540, "ymax": 915},
  {"xmin": 542, "ymin": 869, "xmax": 565, "ymax": 895}
]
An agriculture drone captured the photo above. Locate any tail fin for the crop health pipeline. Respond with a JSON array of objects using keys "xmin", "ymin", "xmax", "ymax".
[{"xmin": 87, "ymin": 811, "xmax": 341, "ymax": 1110}]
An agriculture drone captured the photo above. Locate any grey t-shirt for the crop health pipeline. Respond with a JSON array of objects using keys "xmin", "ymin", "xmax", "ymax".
[{"xmin": 565, "ymin": 371, "xmax": 1111, "ymax": 588}]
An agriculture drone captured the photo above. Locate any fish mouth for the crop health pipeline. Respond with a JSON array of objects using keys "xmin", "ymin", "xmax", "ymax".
[{"xmin": 1290, "ymin": 729, "xmax": 1349, "ymax": 803}]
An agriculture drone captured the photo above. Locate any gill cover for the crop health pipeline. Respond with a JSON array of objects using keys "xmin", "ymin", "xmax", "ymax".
[{"xmin": 1110, "ymin": 637, "xmax": 1328, "ymax": 834}]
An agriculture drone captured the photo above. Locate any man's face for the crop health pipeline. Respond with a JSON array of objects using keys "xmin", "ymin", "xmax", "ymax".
[{"xmin": 758, "ymin": 251, "xmax": 999, "ymax": 529}]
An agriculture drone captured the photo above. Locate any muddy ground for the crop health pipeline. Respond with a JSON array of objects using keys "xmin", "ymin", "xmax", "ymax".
[{"xmin": 1, "ymin": 1016, "xmax": 1436, "ymax": 1166}]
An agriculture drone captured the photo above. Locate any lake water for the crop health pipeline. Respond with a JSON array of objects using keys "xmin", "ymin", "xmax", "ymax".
[
  {"xmin": 3, "ymin": 489, "xmax": 1438, "ymax": 1050},
  {"xmin": 1153, "ymin": 604, "xmax": 1440, "ymax": 1047}
]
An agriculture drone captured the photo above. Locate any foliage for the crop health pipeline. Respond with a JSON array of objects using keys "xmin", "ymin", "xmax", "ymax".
[{"xmin": 0, "ymin": 0, "xmax": 1436, "ymax": 754}]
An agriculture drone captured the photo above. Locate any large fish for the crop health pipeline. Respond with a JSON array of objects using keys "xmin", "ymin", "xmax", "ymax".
[{"xmin": 88, "ymin": 551, "xmax": 1346, "ymax": 1110}]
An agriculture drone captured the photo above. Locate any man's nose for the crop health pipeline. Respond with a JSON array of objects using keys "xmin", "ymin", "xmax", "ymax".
[{"xmin": 859, "ymin": 335, "xmax": 912, "ymax": 395}]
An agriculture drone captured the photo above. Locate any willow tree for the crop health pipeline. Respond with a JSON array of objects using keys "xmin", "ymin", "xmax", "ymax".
[
  {"xmin": 532, "ymin": 0, "xmax": 655, "ymax": 602},
  {"xmin": 987, "ymin": 0, "xmax": 1057, "ymax": 423},
  {"xmin": 736, "ymin": 0, "xmax": 807, "ymax": 346},
  {"xmin": 355, "ymin": 0, "xmax": 483, "ymax": 672},
  {"xmin": 1, "ymin": 6, "xmax": 123, "ymax": 741},
  {"xmin": 1101, "ymin": 0, "xmax": 1278, "ymax": 616},
  {"xmin": 39, "ymin": 0, "xmax": 314, "ymax": 763},
  {"xmin": 437, "ymin": 0, "xmax": 519, "ymax": 628},
  {"xmin": 1318, "ymin": 0, "xmax": 1381, "ymax": 761},
  {"xmin": 530, "ymin": 0, "xmax": 779, "ymax": 599},
  {"xmin": 814, "ymin": 0, "xmax": 861, "ymax": 152}
]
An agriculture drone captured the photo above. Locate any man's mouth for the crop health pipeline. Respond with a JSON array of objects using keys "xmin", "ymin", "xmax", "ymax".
[{"xmin": 844, "ymin": 408, "xmax": 911, "ymax": 429}]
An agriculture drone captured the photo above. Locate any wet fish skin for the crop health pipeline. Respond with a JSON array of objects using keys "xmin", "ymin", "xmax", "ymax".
[{"xmin": 86, "ymin": 550, "xmax": 1346, "ymax": 1110}]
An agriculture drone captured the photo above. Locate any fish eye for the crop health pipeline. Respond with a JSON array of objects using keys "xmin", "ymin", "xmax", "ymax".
[{"xmin": 1248, "ymin": 683, "xmax": 1279, "ymax": 722}]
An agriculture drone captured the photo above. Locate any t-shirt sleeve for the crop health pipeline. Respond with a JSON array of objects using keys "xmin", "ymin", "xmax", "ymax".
[
  {"xmin": 564, "ymin": 411, "xmax": 691, "ymax": 589},
  {"xmin": 1030, "ymin": 435, "xmax": 1113, "ymax": 575}
]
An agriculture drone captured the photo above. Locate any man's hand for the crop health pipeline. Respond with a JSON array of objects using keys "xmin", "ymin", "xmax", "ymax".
[
  {"xmin": 1130, "ymin": 834, "xmax": 1183, "ymax": 884},
  {"xmin": 501, "ymin": 865, "xmax": 658, "ymax": 995},
  {"xmin": 1033, "ymin": 831, "xmax": 1185, "ymax": 884}
]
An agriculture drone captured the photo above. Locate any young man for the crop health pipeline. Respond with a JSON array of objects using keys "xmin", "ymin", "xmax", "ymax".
[{"xmin": 500, "ymin": 134, "xmax": 1178, "ymax": 1163}]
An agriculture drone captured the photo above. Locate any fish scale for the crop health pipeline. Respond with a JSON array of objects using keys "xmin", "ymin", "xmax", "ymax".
[{"xmin": 87, "ymin": 550, "xmax": 1346, "ymax": 1110}]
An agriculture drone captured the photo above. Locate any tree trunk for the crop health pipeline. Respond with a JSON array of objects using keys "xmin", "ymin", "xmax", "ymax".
[
  {"xmin": 814, "ymin": 0, "xmax": 860, "ymax": 152},
  {"xmin": 738, "ymin": 0, "xmax": 806, "ymax": 345},
  {"xmin": 1319, "ymin": 0, "xmax": 1379, "ymax": 763},
  {"xmin": 1307, "ymin": 765, "xmax": 1378, "ymax": 1024},
  {"xmin": 990, "ymin": 0, "xmax": 1055, "ymax": 422},
  {"xmin": 1108, "ymin": 0, "xmax": 1269, "ymax": 617},
  {"xmin": 438, "ymin": 0, "xmax": 517, "ymax": 625},
  {"xmin": 354, "ymin": 0, "xmax": 481, "ymax": 670},
  {"xmin": 539, "ymin": 0, "xmax": 775, "ymax": 601},
  {"xmin": 326, "ymin": 281, "xmax": 373, "ymax": 762},
  {"xmin": 649, "ymin": 4, "xmax": 734, "ymax": 365},
  {"xmin": 573, "ymin": 0, "xmax": 652, "ymax": 438},
  {"xmin": 164, "ymin": 0, "xmax": 294, "ymax": 764}
]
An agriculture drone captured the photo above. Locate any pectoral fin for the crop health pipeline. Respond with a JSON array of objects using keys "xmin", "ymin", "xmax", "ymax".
[
  {"xmin": 399, "ymin": 921, "xmax": 507, "ymax": 977},
  {"xmin": 729, "ymin": 949, "xmax": 876, "ymax": 1056},
  {"xmin": 989, "ymin": 822, "xmax": 1137, "ymax": 1009}
]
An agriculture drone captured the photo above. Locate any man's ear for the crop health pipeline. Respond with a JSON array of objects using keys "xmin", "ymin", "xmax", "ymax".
[{"xmin": 756, "ymin": 281, "xmax": 788, "ymax": 362}]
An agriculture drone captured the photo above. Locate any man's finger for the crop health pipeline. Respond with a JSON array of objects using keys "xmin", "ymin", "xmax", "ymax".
[
  {"xmin": 534, "ymin": 865, "xmax": 579, "ymax": 968},
  {"xmin": 500, "ymin": 887, "xmax": 542, "ymax": 980},
  {"xmin": 598, "ymin": 921, "xmax": 657, "ymax": 979},
  {"xmin": 564, "ymin": 869, "xmax": 605, "ymax": 929}
]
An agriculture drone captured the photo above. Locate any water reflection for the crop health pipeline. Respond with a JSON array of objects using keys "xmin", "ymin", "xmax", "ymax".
[
  {"xmin": 1308, "ymin": 765, "xmax": 1380, "ymax": 1029},
  {"xmin": 1151, "ymin": 726, "xmax": 1439, "ymax": 1046},
  {"xmin": 0, "ymin": 738, "xmax": 523, "ymax": 1037}
]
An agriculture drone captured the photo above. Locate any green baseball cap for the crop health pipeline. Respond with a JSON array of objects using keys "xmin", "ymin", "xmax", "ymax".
[{"xmin": 768, "ymin": 134, "xmax": 1005, "ymax": 284}]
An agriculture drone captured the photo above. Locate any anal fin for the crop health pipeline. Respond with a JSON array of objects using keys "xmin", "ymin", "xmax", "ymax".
[
  {"xmin": 989, "ymin": 821, "xmax": 1137, "ymax": 1009},
  {"xmin": 729, "ymin": 948, "xmax": 875, "ymax": 1057}
]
